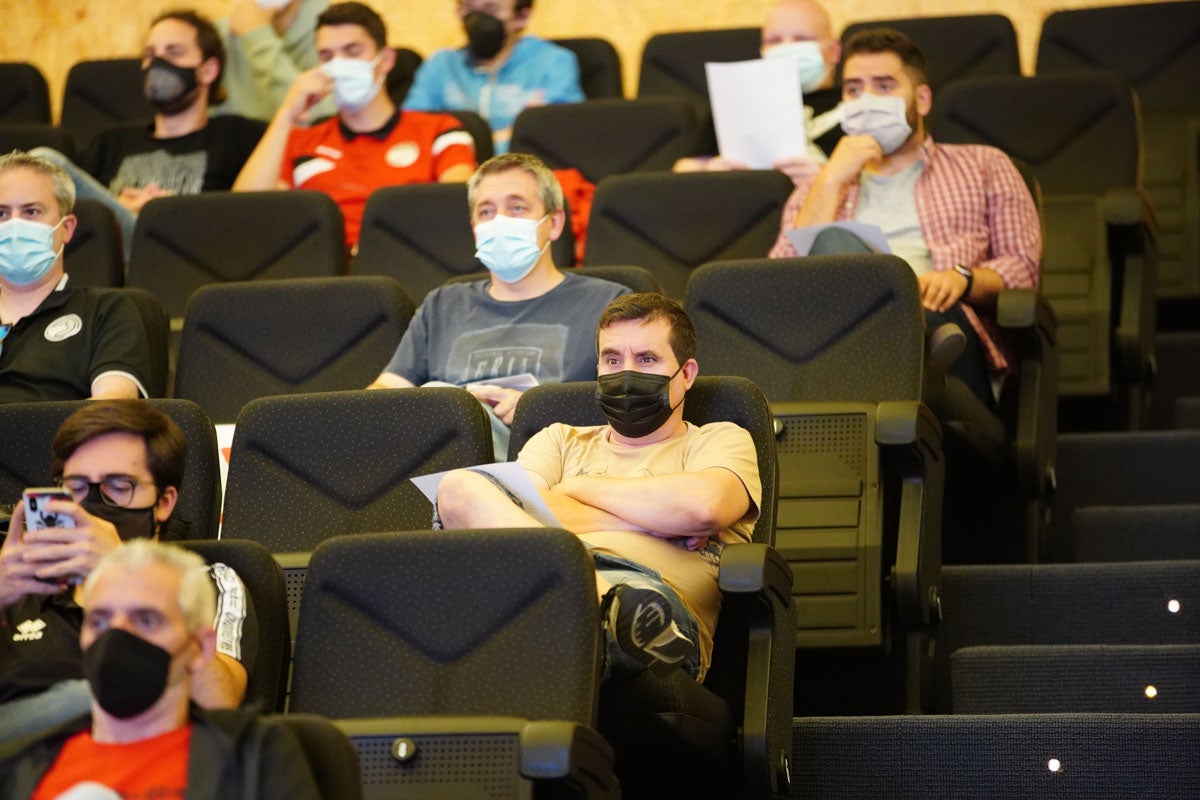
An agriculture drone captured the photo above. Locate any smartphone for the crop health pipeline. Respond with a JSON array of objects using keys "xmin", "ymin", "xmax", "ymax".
[{"xmin": 23, "ymin": 487, "xmax": 76, "ymax": 533}]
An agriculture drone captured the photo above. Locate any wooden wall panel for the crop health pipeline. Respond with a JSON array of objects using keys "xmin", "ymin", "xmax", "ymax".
[{"xmin": 1, "ymin": 0, "xmax": 1183, "ymax": 120}]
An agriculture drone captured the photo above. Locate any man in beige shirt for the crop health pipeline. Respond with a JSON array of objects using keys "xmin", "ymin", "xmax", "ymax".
[{"xmin": 437, "ymin": 293, "xmax": 761, "ymax": 681}]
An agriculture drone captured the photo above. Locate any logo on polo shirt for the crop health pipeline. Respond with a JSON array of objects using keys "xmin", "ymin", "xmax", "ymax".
[
  {"xmin": 12, "ymin": 618, "xmax": 46, "ymax": 642},
  {"xmin": 44, "ymin": 314, "xmax": 82, "ymax": 342},
  {"xmin": 386, "ymin": 142, "xmax": 420, "ymax": 168}
]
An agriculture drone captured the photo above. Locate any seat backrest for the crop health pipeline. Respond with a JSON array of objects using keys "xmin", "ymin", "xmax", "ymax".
[
  {"xmin": 443, "ymin": 109, "xmax": 495, "ymax": 163},
  {"xmin": 64, "ymin": 198, "xmax": 125, "ymax": 289},
  {"xmin": 353, "ymin": 183, "xmax": 571, "ymax": 301},
  {"xmin": 179, "ymin": 538, "xmax": 290, "ymax": 713},
  {"xmin": 509, "ymin": 98, "xmax": 703, "ymax": 185},
  {"xmin": 935, "ymin": 561, "xmax": 1200, "ymax": 712},
  {"xmin": 128, "ymin": 191, "xmax": 347, "ymax": 318},
  {"xmin": 0, "ymin": 398, "xmax": 221, "ymax": 540},
  {"xmin": 552, "ymin": 37, "xmax": 624, "ymax": 99},
  {"xmin": 583, "ymin": 170, "xmax": 796, "ymax": 299},
  {"xmin": 221, "ymin": 389, "xmax": 493, "ymax": 552},
  {"xmin": 266, "ymin": 714, "xmax": 363, "ymax": 800},
  {"xmin": 1036, "ymin": 3, "xmax": 1200, "ymax": 299},
  {"xmin": 0, "ymin": 62, "xmax": 51, "ymax": 123},
  {"xmin": 951, "ymin": 643, "xmax": 1200, "ymax": 713},
  {"xmin": 60, "ymin": 58, "xmax": 150, "ymax": 152},
  {"xmin": 0, "ymin": 123, "xmax": 76, "ymax": 161},
  {"xmin": 290, "ymin": 528, "xmax": 601, "ymax": 722},
  {"xmin": 793, "ymin": 714, "xmax": 1200, "ymax": 797},
  {"xmin": 685, "ymin": 255, "xmax": 925, "ymax": 403},
  {"xmin": 1036, "ymin": 2, "xmax": 1200, "ymax": 114},
  {"xmin": 637, "ymin": 28, "xmax": 762, "ymax": 103},
  {"xmin": 928, "ymin": 72, "xmax": 1141, "ymax": 195},
  {"xmin": 111, "ymin": 287, "xmax": 170, "ymax": 399},
  {"xmin": 174, "ymin": 276, "xmax": 415, "ymax": 423},
  {"xmin": 384, "ymin": 45, "xmax": 423, "ymax": 107},
  {"xmin": 507, "ymin": 376, "xmax": 778, "ymax": 545},
  {"xmin": 839, "ymin": 14, "xmax": 1020, "ymax": 94}
]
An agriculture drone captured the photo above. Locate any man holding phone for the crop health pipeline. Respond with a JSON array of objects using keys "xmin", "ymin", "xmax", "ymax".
[{"xmin": 0, "ymin": 400, "xmax": 255, "ymax": 744}]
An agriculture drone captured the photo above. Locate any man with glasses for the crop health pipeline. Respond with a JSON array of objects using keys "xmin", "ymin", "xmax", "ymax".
[{"xmin": 0, "ymin": 400, "xmax": 255, "ymax": 744}]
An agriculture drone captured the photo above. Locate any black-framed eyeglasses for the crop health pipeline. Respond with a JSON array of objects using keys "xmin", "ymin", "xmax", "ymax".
[{"xmin": 55, "ymin": 476, "xmax": 146, "ymax": 508}]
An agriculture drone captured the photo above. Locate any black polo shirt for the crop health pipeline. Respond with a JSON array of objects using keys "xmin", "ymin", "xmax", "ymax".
[{"xmin": 0, "ymin": 276, "xmax": 151, "ymax": 402}]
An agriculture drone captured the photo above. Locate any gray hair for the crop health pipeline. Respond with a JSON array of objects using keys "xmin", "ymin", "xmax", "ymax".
[
  {"xmin": 0, "ymin": 150, "xmax": 76, "ymax": 216},
  {"xmin": 467, "ymin": 152, "xmax": 564, "ymax": 215},
  {"xmin": 81, "ymin": 539, "xmax": 215, "ymax": 633}
]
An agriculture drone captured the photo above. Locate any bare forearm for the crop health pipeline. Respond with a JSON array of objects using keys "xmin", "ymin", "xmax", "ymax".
[
  {"xmin": 190, "ymin": 653, "xmax": 247, "ymax": 709},
  {"xmin": 555, "ymin": 471, "xmax": 749, "ymax": 538},
  {"xmin": 965, "ymin": 266, "xmax": 1005, "ymax": 308},
  {"xmin": 540, "ymin": 490, "xmax": 644, "ymax": 534},
  {"xmin": 233, "ymin": 113, "xmax": 293, "ymax": 191},
  {"xmin": 793, "ymin": 173, "xmax": 847, "ymax": 227}
]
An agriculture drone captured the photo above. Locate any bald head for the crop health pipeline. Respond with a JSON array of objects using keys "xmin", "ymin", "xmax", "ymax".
[{"xmin": 760, "ymin": 0, "xmax": 840, "ymax": 91}]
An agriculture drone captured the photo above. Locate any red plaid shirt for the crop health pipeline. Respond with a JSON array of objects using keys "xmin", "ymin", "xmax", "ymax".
[{"xmin": 769, "ymin": 136, "xmax": 1041, "ymax": 374}]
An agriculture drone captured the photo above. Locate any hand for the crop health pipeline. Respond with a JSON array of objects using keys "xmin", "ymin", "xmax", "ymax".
[
  {"xmin": 772, "ymin": 155, "xmax": 823, "ymax": 184},
  {"xmin": 917, "ymin": 269, "xmax": 970, "ymax": 313},
  {"xmin": 705, "ymin": 156, "xmax": 750, "ymax": 172},
  {"xmin": 0, "ymin": 504, "xmax": 60, "ymax": 609},
  {"xmin": 116, "ymin": 185, "xmax": 168, "ymax": 214},
  {"xmin": 19, "ymin": 499, "xmax": 122, "ymax": 587},
  {"xmin": 466, "ymin": 384, "xmax": 523, "ymax": 426},
  {"xmin": 819, "ymin": 134, "xmax": 884, "ymax": 187},
  {"xmin": 280, "ymin": 68, "xmax": 333, "ymax": 125},
  {"xmin": 683, "ymin": 535, "xmax": 709, "ymax": 551}
]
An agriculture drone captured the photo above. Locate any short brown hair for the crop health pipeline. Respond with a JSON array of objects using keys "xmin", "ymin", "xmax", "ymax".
[
  {"xmin": 0, "ymin": 150, "xmax": 75, "ymax": 216},
  {"xmin": 843, "ymin": 28, "xmax": 928, "ymax": 87},
  {"xmin": 318, "ymin": 2, "xmax": 387, "ymax": 49},
  {"xmin": 152, "ymin": 9, "xmax": 228, "ymax": 106},
  {"xmin": 51, "ymin": 400, "xmax": 187, "ymax": 493},
  {"xmin": 597, "ymin": 293, "xmax": 697, "ymax": 365},
  {"xmin": 467, "ymin": 152, "xmax": 563, "ymax": 215}
]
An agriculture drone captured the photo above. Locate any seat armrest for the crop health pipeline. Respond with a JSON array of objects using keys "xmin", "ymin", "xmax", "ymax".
[
  {"xmin": 718, "ymin": 544, "xmax": 795, "ymax": 799},
  {"xmin": 718, "ymin": 542, "xmax": 793, "ymax": 600},
  {"xmin": 521, "ymin": 720, "xmax": 618, "ymax": 797},
  {"xmin": 1104, "ymin": 188, "xmax": 1158, "ymax": 428},
  {"xmin": 875, "ymin": 401, "xmax": 943, "ymax": 632}
]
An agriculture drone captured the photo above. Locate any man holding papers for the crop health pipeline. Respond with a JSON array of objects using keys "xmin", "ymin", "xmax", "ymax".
[
  {"xmin": 769, "ymin": 28, "xmax": 1040, "ymax": 407},
  {"xmin": 435, "ymin": 294, "xmax": 761, "ymax": 682},
  {"xmin": 368, "ymin": 153, "xmax": 627, "ymax": 458},
  {"xmin": 675, "ymin": 0, "xmax": 843, "ymax": 181}
]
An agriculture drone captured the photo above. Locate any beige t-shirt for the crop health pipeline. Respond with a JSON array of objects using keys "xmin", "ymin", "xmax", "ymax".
[{"xmin": 517, "ymin": 420, "xmax": 762, "ymax": 675}]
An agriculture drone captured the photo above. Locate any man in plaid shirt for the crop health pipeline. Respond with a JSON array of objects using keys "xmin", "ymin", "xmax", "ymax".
[{"xmin": 769, "ymin": 28, "xmax": 1040, "ymax": 407}]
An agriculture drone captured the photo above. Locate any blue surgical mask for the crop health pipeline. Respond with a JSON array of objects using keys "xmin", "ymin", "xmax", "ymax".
[
  {"xmin": 322, "ymin": 54, "xmax": 382, "ymax": 111},
  {"xmin": 840, "ymin": 93, "xmax": 913, "ymax": 155},
  {"xmin": 762, "ymin": 40, "xmax": 829, "ymax": 95},
  {"xmin": 474, "ymin": 215, "xmax": 549, "ymax": 284},
  {"xmin": 0, "ymin": 217, "xmax": 65, "ymax": 286}
]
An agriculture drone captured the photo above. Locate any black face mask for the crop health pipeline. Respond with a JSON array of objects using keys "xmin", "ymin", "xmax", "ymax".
[
  {"xmin": 596, "ymin": 366, "xmax": 683, "ymax": 438},
  {"xmin": 463, "ymin": 11, "xmax": 507, "ymax": 60},
  {"xmin": 142, "ymin": 56, "xmax": 200, "ymax": 114},
  {"xmin": 80, "ymin": 484, "xmax": 159, "ymax": 541},
  {"xmin": 83, "ymin": 628, "xmax": 178, "ymax": 719}
]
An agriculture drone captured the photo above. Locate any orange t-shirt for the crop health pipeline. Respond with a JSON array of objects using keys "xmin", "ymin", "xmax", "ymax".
[
  {"xmin": 32, "ymin": 724, "xmax": 192, "ymax": 800},
  {"xmin": 280, "ymin": 109, "xmax": 477, "ymax": 249}
]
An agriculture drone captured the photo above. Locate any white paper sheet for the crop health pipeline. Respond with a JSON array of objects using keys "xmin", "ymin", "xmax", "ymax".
[
  {"xmin": 411, "ymin": 462, "xmax": 561, "ymax": 528},
  {"xmin": 705, "ymin": 58, "xmax": 807, "ymax": 169},
  {"xmin": 785, "ymin": 222, "xmax": 893, "ymax": 256}
]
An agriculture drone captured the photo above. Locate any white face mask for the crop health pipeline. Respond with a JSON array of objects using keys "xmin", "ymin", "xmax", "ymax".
[
  {"xmin": 474, "ymin": 215, "xmax": 549, "ymax": 284},
  {"xmin": 762, "ymin": 40, "xmax": 829, "ymax": 95},
  {"xmin": 322, "ymin": 54, "xmax": 383, "ymax": 111},
  {"xmin": 840, "ymin": 93, "xmax": 913, "ymax": 155},
  {"xmin": 255, "ymin": 0, "xmax": 292, "ymax": 9},
  {"xmin": 0, "ymin": 217, "xmax": 65, "ymax": 286}
]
